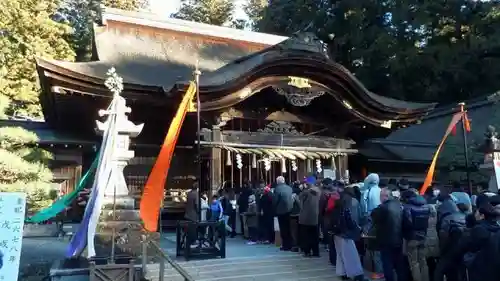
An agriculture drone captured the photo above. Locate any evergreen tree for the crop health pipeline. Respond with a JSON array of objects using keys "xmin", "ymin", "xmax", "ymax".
[
  {"xmin": 257, "ymin": 0, "xmax": 500, "ymax": 104},
  {"xmin": 0, "ymin": 126, "xmax": 55, "ymax": 213},
  {"xmin": 242, "ymin": 0, "xmax": 267, "ymax": 30},
  {"xmin": 172, "ymin": 0, "xmax": 235, "ymax": 26},
  {"xmin": 0, "ymin": 0, "xmax": 75, "ymax": 118}
]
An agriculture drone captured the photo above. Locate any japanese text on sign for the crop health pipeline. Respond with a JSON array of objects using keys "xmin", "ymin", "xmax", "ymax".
[{"xmin": 0, "ymin": 193, "xmax": 26, "ymax": 281}]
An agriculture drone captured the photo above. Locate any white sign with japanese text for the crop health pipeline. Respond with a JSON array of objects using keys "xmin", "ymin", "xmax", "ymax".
[{"xmin": 0, "ymin": 192, "xmax": 26, "ymax": 281}]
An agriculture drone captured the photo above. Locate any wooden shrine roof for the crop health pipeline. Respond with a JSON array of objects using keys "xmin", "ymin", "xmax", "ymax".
[
  {"xmin": 36, "ymin": 7, "xmax": 436, "ymax": 137},
  {"xmin": 362, "ymin": 95, "xmax": 498, "ymax": 165}
]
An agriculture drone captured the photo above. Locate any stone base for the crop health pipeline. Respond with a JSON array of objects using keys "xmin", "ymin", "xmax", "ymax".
[{"xmin": 93, "ymin": 195, "xmax": 159, "ymax": 259}]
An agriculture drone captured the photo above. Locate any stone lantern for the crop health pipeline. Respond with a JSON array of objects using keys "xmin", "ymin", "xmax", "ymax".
[
  {"xmin": 478, "ymin": 125, "xmax": 500, "ymax": 193},
  {"xmin": 93, "ymin": 71, "xmax": 146, "ymax": 260}
]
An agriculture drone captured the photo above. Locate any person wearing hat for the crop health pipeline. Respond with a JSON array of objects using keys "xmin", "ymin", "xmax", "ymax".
[
  {"xmin": 273, "ymin": 176, "xmax": 294, "ymax": 251},
  {"xmin": 398, "ymin": 178, "xmax": 411, "ymax": 192}
]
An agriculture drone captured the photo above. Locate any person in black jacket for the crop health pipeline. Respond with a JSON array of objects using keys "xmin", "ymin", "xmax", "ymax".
[
  {"xmin": 258, "ymin": 185, "xmax": 274, "ymax": 243},
  {"xmin": 434, "ymin": 195, "xmax": 467, "ymax": 281},
  {"xmin": 402, "ymin": 189, "xmax": 431, "ymax": 281},
  {"xmin": 371, "ymin": 187, "xmax": 407, "ymax": 281},
  {"xmin": 449, "ymin": 197, "xmax": 500, "ymax": 281}
]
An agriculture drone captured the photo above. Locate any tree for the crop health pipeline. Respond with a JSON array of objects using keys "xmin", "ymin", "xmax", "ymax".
[
  {"xmin": 171, "ymin": 0, "xmax": 235, "ymax": 26},
  {"xmin": 242, "ymin": 0, "xmax": 267, "ymax": 30},
  {"xmin": 0, "ymin": 126, "xmax": 55, "ymax": 213},
  {"xmin": 257, "ymin": 0, "xmax": 500, "ymax": 104},
  {"xmin": 102, "ymin": 0, "xmax": 148, "ymax": 11},
  {"xmin": 58, "ymin": 0, "xmax": 149, "ymax": 62},
  {"xmin": 231, "ymin": 19, "xmax": 248, "ymax": 30},
  {"xmin": 0, "ymin": 0, "xmax": 75, "ymax": 118}
]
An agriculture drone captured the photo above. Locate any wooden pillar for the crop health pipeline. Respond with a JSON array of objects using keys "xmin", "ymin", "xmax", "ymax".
[{"xmin": 211, "ymin": 127, "xmax": 222, "ymax": 195}]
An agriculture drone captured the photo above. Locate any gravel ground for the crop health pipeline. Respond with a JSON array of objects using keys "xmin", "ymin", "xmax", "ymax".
[{"xmin": 19, "ymin": 237, "xmax": 68, "ymax": 281}]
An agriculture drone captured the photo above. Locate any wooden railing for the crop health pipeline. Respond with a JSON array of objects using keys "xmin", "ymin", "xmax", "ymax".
[{"xmin": 141, "ymin": 235, "xmax": 194, "ymax": 281}]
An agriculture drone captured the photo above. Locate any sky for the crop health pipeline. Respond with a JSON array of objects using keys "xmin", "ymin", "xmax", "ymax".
[{"xmin": 149, "ymin": 0, "xmax": 247, "ymax": 20}]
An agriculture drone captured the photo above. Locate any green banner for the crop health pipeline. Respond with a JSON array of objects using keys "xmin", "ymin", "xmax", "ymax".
[{"xmin": 25, "ymin": 154, "xmax": 99, "ymax": 223}]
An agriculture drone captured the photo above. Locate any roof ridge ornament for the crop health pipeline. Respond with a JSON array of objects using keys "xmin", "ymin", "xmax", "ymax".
[{"xmin": 279, "ymin": 32, "xmax": 329, "ymax": 58}]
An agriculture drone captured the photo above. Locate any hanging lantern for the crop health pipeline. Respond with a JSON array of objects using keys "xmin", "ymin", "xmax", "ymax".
[
  {"xmin": 263, "ymin": 157, "xmax": 271, "ymax": 171},
  {"xmin": 291, "ymin": 160, "xmax": 298, "ymax": 171},
  {"xmin": 281, "ymin": 158, "xmax": 287, "ymax": 173},
  {"xmin": 226, "ymin": 150, "xmax": 232, "ymax": 166},
  {"xmin": 251, "ymin": 154, "xmax": 257, "ymax": 168},
  {"xmin": 316, "ymin": 159, "xmax": 322, "ymax": 174},
  {"xmin": 236, "ymin": 153, "xmax": 243, "ymax": 169}
]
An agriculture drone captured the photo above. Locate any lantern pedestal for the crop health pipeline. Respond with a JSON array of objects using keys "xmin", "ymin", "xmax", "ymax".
[
  {"xmin": 479, "ymin": 126, "xmax": 500, "ymax": 193},
  {"xmin": 479, "ymin": 154, "xmax": 500, "ymax": 193}
]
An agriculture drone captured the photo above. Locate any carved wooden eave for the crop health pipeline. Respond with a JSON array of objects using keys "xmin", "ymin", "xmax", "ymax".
[
  {"xmin": 172, "ymin": 33, "xmax": 436, "ymax": 128},
  {"xmin": 215, "ymin": 107, "xmax": 324, "ymax": 125}
]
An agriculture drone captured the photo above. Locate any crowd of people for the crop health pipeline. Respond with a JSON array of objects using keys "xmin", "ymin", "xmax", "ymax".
[{"xmin": 185, "ymin": 174, "xmax": 500, "ymax": 281}]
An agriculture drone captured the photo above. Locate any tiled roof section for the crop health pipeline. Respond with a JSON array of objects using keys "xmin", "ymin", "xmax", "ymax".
[
  {"xmin": 385, "ymin": 98, "xmax": 495, "ymax": 144},
  {"xmin": 364, "ymin": 96, "xmax": 500, "ymax": 163},
  {"xmin": 54, "ymin": 19, "xmax": 276, "ymax": 90},
  {"xmin": 101, "ymin": 7, "xmax": 288, "ymax": 46}
]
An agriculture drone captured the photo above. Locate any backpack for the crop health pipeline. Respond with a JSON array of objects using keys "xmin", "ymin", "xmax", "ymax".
[
  {"xmin": 408, "ymin": 206, "xmax": 430, "ymax": 238},
  {"xmin": 330, "ymin": 199, "xmax": 356, "ymax": 235},
  {"xmin": 447, "ymin": 219, "xmax": 466, "ymax": 240},
  {"xmin": 325, "ymin": 193, "xmax": 337, "ymax": 214},
  {"xmin": 465, "ymin": 229, "xmax": 500, "ymax": 280}
]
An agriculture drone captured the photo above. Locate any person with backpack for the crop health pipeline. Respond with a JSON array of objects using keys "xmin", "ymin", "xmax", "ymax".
[
  {"xmin": 401, "ymin": 189, "xmax": 431, "ymax": 281},
  {"xmin": 434, "ymin": 194, "xmax": 468, "ymax": 281},
  {"xmin": 332, "ymin": 184, "xmax": 367, "ymax": 281},
  {"xmin": 451, "ymin": 196, "xmax": 500, "ymax": 281}
]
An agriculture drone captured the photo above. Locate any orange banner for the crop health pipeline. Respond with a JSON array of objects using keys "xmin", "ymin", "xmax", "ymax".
[
  {"xmin": 464, "ymin": 113, "xmax": 471, "ymax": 132},
  {"xmin": 420, "ymin": 112, "xmax": 464, "ymax": 195},
  {"xmin": 140, "ymin": 82, "xmax": 197, "ymax": 231}
]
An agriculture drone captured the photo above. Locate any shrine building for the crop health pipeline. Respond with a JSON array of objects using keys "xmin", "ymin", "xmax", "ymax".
[{"xmin": 34, "ymin": 7, "xmax": 436, "ymax": 217}]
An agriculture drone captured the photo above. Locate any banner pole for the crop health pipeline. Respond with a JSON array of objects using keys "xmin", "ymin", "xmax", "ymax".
[
  {"xmin": 459, "ymin": 102, "xmax": 472, "ymax": 194},
  {"xmin": 194, "ymin": 61, "xmax": 202, "ymax": 222}
]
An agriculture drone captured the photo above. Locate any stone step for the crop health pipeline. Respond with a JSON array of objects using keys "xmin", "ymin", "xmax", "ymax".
[{"xmin": 145, "ymin": 253, "xmax": 340, "ymax": 281}]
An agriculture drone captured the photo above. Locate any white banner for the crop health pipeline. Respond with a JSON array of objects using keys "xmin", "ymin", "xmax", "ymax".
[{"xmin": 0, "ymin": 192, "xmax": 26, "ymax": 281}]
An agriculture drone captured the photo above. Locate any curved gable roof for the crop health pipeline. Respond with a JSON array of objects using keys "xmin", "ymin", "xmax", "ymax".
[{"xmin": 36, "ymin": 7, "xmax": 436, "ymax": 129}]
